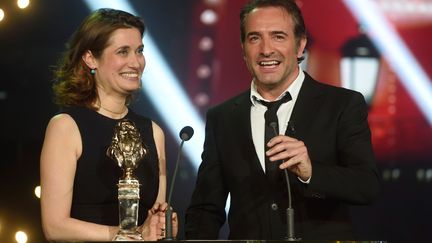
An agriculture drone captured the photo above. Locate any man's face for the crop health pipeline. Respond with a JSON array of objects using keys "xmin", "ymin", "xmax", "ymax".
[{"xmin": 242, "ymin": 6, "xmax": 306, "ymax": 98}]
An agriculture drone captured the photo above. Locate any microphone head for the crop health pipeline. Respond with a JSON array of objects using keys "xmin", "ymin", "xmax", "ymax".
[
  {"xmin": 287, "ymin": 121, "xmax": 296, "ymax": 135},
  {"xmin": 269, "ymin": 121, "xmax": 278, "ymax": 129},
  {"xmin": 265, "ymin": 111, "xmax": 278, "ymax": 126},
  {"xmin": 179, "ymin": 126, "xmax": 194, "ymax": 141}
]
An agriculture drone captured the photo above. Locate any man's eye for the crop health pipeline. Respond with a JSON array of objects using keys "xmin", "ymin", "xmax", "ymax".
[{"xmin": 248, "ymin": 36, "xmax": 259, "ymax": 42}]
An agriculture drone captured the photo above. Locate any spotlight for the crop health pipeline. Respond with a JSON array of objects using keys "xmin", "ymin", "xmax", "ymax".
[
  {"xmin": 416, "ymin": 169, "xmax": 425, "ymax": 182},
  {"xmin": 196, "ymin": 64, "xmax": 211, "ymax": 79},
  {"xmin": 199, "ymin": 36, "xmax": 214, "ymax": 51},
  {"xmin": 200, "ymin": 9, "xmax": 218, "ymax": 25},
  {"xmin": 194, "ymin": 92, "xmax": 210, "ymax": 107},
  {"xmin": 391, "ymin": 168, "xmax": 400, "ymax": 180},
  {"xmin": 0, "ymin": 8, "xmax": 5, "ymax": 22},
  {"xmin": 426, "ymin": 169, "xmax": 432, "ymax": 182},
  {"xmin": 34, "ymin": 186, "xmax": 41, "ymax": 199},
  {"xmin": 15, "ymin": 231, "xmax": 28, "ymax": 243},
  {"xmin": 17, "ymin": 0, "xmax": 30, "ymax": 9}
]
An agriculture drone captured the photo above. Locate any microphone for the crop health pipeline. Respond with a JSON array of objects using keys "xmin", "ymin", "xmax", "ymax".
[
  {"xmin": 179, "ymin": 126, "xmax": 194, "ymax": 141},
  {"xmin": 269, "ymin": 121, "xmax": 297, "ymax": 241},
  {"xmin": 164, "ymin": 126, "xmax": 194, "ymax": 240}
]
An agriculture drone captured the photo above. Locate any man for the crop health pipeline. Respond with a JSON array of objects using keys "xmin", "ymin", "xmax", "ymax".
[{"xmin": 185, "ymin": 0, "xmax": 380, "ymax": 240}]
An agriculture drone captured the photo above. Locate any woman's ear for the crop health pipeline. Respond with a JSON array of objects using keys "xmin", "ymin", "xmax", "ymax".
[{"xmin": 82, "ymin": 50, "xmax": 97, "ymax": 69}]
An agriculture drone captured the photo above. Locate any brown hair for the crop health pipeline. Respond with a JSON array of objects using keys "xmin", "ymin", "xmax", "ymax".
[{"xmin": 52, "ymin": 8, "xmax": 145, "ymax": 108}]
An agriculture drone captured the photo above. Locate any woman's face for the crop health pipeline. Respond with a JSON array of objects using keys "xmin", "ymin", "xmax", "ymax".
[{"xmin": 94, "ymin": 27, "xmax": 145, "ymax": 96}]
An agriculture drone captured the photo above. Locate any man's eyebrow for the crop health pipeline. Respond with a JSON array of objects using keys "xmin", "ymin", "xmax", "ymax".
[
  {"xmin": 246, "ymin": 30, "xmax": 289, "ymax": 37},
  {"xmin": 270, "ymin": 30, "xmax": 288, "ymax": 36},
  {"xmin": 246, "ymin": 31, "xmax": 261, "ymax": 37}
]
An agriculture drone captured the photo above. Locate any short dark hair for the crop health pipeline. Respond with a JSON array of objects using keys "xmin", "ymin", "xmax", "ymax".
[
  {"xmin": 53, "ymin": 8, "xmax": 145, "ymax": 108},
  {"xmin": 240, "ymin": 0, "xmax": 307, "ymax": 45}
]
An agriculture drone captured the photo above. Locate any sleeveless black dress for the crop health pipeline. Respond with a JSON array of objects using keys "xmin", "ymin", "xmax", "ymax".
[{"xmin": 61, "ymin": 107, "xmax": 159, "ymax": 226}]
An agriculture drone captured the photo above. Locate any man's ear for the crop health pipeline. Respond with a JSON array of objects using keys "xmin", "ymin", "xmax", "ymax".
[
  {"xmin": 241, "ymin": 43, "xmax": 246, "ymax": 61},
  {"xmin": 82, "ymin": 50, "xmax": 97, "ymax": 69},
  {"xmin": 297, "ymin": 37, "xmax": 307, "ymax": 59}
]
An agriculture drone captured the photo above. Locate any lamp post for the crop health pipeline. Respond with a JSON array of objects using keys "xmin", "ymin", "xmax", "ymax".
[{"xmin": 340, "ymin": 32, "xmax": 380, "ymax": 105}]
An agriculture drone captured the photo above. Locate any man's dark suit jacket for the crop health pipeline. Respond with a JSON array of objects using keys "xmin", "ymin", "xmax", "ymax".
[{"xmin": 185, "ymin": 73, "xmax": 381, "ymax": 240}]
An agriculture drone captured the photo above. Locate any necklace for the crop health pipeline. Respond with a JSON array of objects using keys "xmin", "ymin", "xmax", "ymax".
[{"xmin": 99, "ymin": 105, "xmax": 127, "ymax": 115}]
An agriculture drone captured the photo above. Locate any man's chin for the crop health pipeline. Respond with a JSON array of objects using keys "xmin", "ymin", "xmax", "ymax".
[{"xmin": 255, "ymin": 76, "xmax": 281, "ymax": 86}]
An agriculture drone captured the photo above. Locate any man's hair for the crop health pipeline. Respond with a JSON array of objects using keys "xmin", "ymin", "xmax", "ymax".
[{"xmin": 240, "ymin": 0, "xmax": 307, "ymax": 46}]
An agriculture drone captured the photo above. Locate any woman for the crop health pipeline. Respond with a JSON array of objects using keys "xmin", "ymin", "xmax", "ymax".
[{"xmin": 40, "ymin": 8, "xmax": 177, "ymax": 241}]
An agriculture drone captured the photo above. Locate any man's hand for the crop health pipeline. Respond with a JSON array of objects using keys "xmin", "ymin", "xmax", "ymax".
[{"xmin": 266, "ymin": 135, "xmax": 312, "ymax": 181}]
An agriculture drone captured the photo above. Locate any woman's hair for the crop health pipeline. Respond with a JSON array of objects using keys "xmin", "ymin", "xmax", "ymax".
[{"xmin": 52, "ymin": 8, "xmax": 145, "ymax": 108}]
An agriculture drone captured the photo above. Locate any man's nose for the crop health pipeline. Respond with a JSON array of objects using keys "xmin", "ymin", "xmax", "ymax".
[{"xmin": 260, "ymin": 38, "xmax": 275, "ymax": 57}]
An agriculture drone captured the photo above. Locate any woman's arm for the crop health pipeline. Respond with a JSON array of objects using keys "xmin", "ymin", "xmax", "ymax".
[
  {"xmin": 150, "ymin": 122, "xmax": 178, "ymax": 238},
  {"xmin": 40, "ymin": 114, "xmax": 118, "ymax": 241},
  {"xmin": 152, "ymin": 121, "xmax": 167, "ymax": 203}
]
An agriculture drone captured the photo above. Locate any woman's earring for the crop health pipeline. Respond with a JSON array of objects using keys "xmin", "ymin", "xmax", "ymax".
[{"xmin": 90, "ymin": 68, "xmax": 96, "ymax": 75}]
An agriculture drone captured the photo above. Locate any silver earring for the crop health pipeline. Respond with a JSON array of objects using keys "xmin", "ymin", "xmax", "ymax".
[{"xmin": 90, "ymin": 69, "xmax": 96, "ymax": 75}]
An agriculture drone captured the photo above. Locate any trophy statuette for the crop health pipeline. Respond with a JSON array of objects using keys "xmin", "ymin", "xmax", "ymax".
[{"xmin": 107, "ymin": 119, "xmax": 146, "ymax": 241}]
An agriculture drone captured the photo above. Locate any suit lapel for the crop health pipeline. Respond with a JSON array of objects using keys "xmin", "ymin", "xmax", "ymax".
[
  {"xmin": 230, "ymin": 91, "xmax": 266, "ymax": 176},
  {"xmin": 288, "ymin": 73, "xmax": 324, "ymax": 140}
]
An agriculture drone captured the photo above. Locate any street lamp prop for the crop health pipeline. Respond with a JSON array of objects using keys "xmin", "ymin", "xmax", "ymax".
[{"xmin": 340, "ymin": 32, "xmax": 380, "ymax": 106}]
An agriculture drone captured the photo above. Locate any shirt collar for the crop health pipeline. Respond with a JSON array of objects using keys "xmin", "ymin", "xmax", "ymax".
[{"xmin": 250, "ymin": 65, "xmax": 305, "ymax": 106}]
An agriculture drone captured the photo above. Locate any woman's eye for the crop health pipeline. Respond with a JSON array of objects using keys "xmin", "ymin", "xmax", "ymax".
[{"xmin": 118, "ymin": 50, "xmax": 128, "ymax": 55}]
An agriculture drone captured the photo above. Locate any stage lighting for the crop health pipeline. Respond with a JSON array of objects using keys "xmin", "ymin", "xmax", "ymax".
[
  {"xmin": 0, "ymin": 8, "xmax": 5, "ymax": 22},
  {"xmin": 199, "ymin": 36, "xmax": 214, "ymax": 51},
  {"xmin": 197, "ymin": 64, "xmax": 212, "ymax": 79},
  {"xmin": 34, "ymin": 186, "xmax": 41, "ymax": 199},
  {"xmin": 201, "ymin": 9, "xmax": 218, "ymax": 25},
  {"xmin": 15, "ymin": 231, "xmax": 28, "ymax": 243},
  {"xmin": 17, "ymin": 0, "xmax": 30, "ymax": 9}
]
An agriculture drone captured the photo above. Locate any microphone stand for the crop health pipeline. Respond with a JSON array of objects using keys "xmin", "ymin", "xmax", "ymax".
[
  {"xmin": 283, "ymin": 169, "xmax": 296, "ymax": 241},
  {"xmin": 164, "ymin": 126, "xmax": 193, "ymax": 241},
  {"xmin": 269, "ymin": 122, "xmax": 297, "ymax": 241},
  {"xmin": 164, "ymin": 139, "xmax": 184, "ymax": 241}
]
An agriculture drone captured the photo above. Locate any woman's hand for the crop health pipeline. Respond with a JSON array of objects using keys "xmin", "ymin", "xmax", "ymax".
[
  {"xmin": 170, "ymin": 211, "xmax": 178, "ymax": 238},
  {"xmin": 140, "ymin": 208, "xmax": 160, "ymax": 241},
  {"xmin": 140, "ymin": 202, "xmax": 178, "ymax": 240}
]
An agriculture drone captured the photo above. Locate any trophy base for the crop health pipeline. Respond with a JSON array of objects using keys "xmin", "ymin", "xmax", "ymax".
[{"xmin": 113, "ymin": 231, "xmax": 144, "ymax": 241}]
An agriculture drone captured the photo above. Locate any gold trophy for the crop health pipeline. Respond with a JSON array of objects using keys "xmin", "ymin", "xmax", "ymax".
[{"xmin": 107, "ymin": 119, "xmax": 147, "ymax": 241}]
